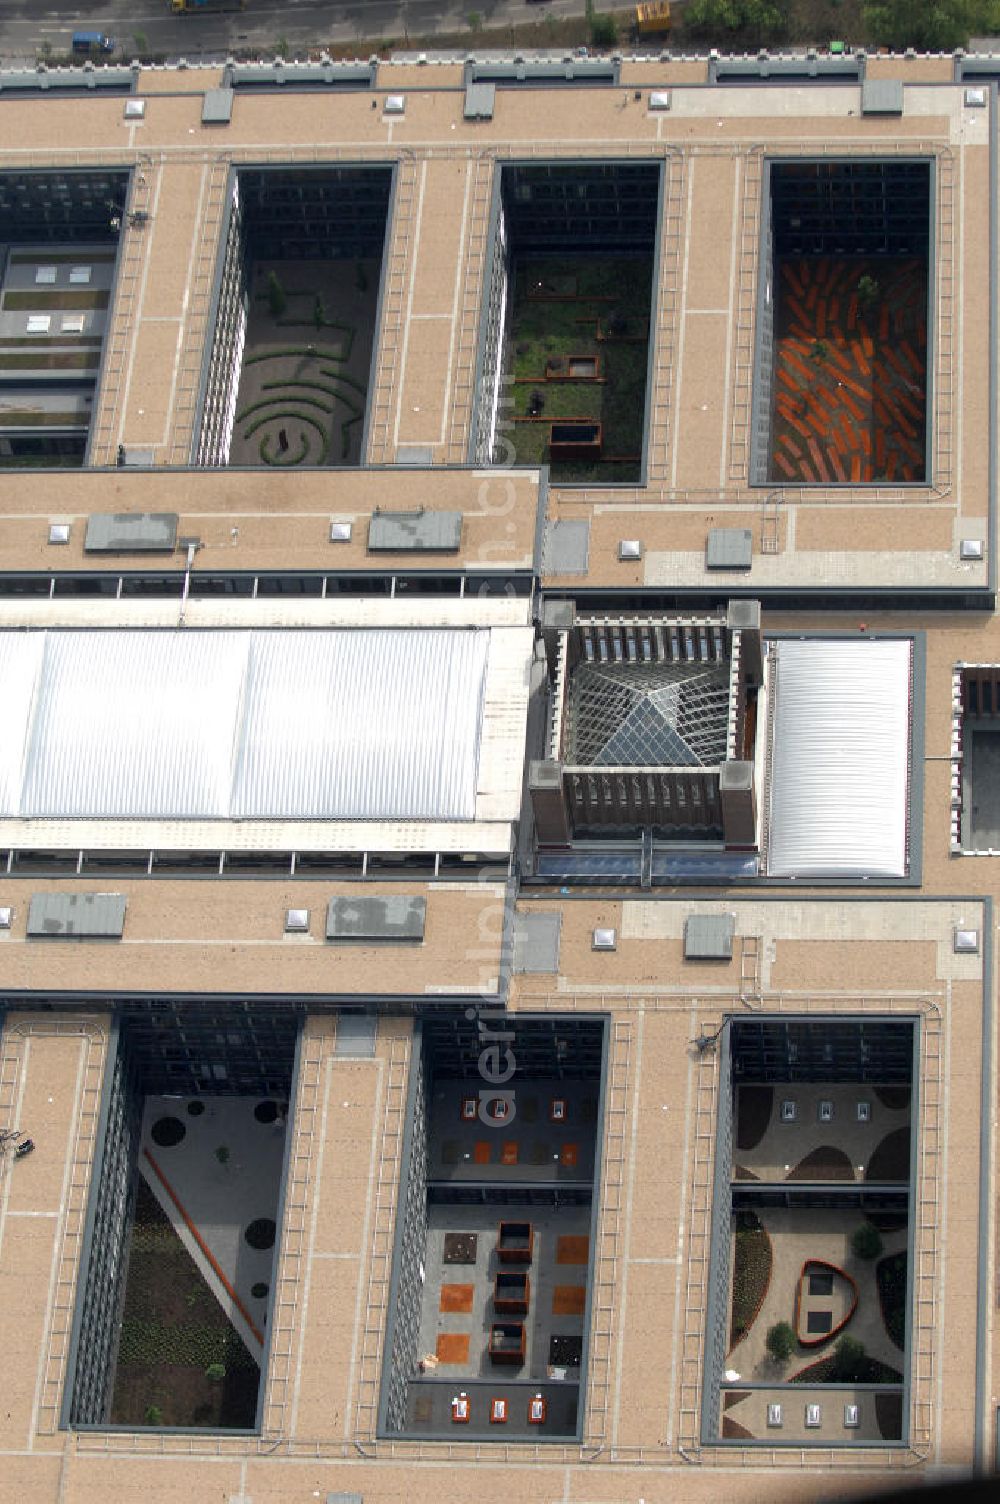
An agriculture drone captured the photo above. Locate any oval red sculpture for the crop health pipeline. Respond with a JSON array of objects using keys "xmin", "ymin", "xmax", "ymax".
[{"xmin": 793, "ymin": 1258, "xmax": 859, "ymax": 1348}]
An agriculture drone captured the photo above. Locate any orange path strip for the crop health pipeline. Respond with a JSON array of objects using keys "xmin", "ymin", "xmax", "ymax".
[{"xmin": 143, "ymin": 1147, "xmax": 264, "ymax": 1344}]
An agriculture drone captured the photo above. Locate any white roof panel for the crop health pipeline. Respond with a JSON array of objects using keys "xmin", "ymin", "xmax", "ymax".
[
  {"xmin": 0, "ymin": 628, "xmax": 490, "ymax": 824},
  {"xmin": 232, "ymin": 629, "xmax": 487, "ymax": 820},
  {"xmin": 766, "ymin": 638, "xmax": 912, "ymax": 879}
]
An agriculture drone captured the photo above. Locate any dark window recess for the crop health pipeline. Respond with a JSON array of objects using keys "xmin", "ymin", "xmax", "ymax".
[
  {"xmin": 221, "ymin": 852, "xmax": 294, "ymax": 876},
  {"xmin": 150, "ymin": 851, "xmax": 223, "ymax": 876},
  {"xmin": 254, "ymin": 574, "xmax": 325, "ymax": 597},
  {"xmin": 119, "ymin": 575, "xmax": 184, "ymax": 598},
  {"xmin": 188, "ymin": 575, "xmax": 256, "ymax": 597},
  {"xmin": 294, "ymin": 851, "xmax": 365, "ymax": 878},
  {"xmin": 365, "ymin": 853, "xmax": 438, "ymax": 878}
]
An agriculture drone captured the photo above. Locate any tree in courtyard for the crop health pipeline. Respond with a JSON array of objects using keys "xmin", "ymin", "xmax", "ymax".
[
  {"xmin": 313, "ymin": 292, "xmax": 326, "ymax": 331},
  {"xmin": 765, "ymin": 1320, "xmax": 796, "ymax": 1363},
  {"xmin": 851, "ymin": 1222, "xmax": 884, "ymax": 1261},
  {"xmin": 831, "ymin": 1334, "xmax": 866, "ymax": 1381},
  {"xmin": 266, "ymin": 270, "xmax": 286, "ymax": 319}
]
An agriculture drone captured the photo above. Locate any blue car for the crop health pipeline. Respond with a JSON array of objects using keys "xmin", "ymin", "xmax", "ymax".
[{"xmin": 71, "ymin": 31, "xmax": 116, "ymax": 56}]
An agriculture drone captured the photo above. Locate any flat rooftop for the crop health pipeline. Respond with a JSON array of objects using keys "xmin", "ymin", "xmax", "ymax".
[{"xmin": 0, "ymin": 69, "xmax": 986, "ymax": 600}]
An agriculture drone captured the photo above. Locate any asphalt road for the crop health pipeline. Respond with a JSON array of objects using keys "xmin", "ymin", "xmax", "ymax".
[{"xmin": 0, "ymin": 0, "xmax": 589, "ymax": 63}]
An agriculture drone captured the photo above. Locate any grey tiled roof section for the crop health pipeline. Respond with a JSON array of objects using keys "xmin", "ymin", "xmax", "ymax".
[
  {"xmin": 464, "ymin": 81, "xmax": 496, "ymax": 119},
  {"xmin": 201, "ymin": 88, "xmax": 234, "ymax": 124},
  {"xmin": 326, "ymin": 895, "xmax": 427, "ymax": 943},
  {"xmin": 333, "ymin": 1014, "xmax": 378, "ymax": 1058},
  {"xmin": 513, "ymin": 911, "xmax": 562, "ymax": 974},
  {"xmin": 861, "ymin": 79, "xmax": 903, "ymax": 115},
  {"xmin": 27, "ymin": 892, "xmax": 126, "ymax": 939},
  {"xmin": 706, "ymin": 527, "xmax": 752, "ymax": 571},
  {"xmin": 684, "ymin": 913, "xmax": 735, "ymax": 960},
  {"xmin": 367, "ymin": 510, "xmax": 463, "ymax": 552},
  {"xmin": 543, "ymin": 519, "xmax": 590, "ymax": 575},
  {"xmin": 84, "ymin": 512, "xmax": 178, "ymax": 553},
  {"xmin": 394, "ymin": 444, "xmax": 434, "ymax": 465}
]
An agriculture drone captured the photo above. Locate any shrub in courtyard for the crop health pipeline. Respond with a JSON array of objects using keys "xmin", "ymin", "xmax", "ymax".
[
  {"xmin": 205, "ymin": 1363, "xmax": 226, "ymax": 1383},
  {"xmin": 313, "ymin": 293, "xmax": 326, "ymax": 331},
  {"xmin": 831, "ymin": 1335, "xmax": 866, "ymax": 1381},
  {"xmin": 766, "ymin": 1320, "xmax": 796, "ymax": 1363},
  {"xmin": 143, "ymin": 1404, "xmax": 163, "ymax": 1425},
  {"xmin": 266, "ymin": 272, "xmax": 287, "ymax": 319},
  {"xmin": 852, "ymin": 1222, "xmax": 884, "ymax": 1261},
  {"xmin": 214, "ymin": 1145, "xmax": 230, "ymax": 1166}
]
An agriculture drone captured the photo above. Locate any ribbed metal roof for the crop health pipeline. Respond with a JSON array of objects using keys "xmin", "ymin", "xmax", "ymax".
[
  {"xmin": 766, "ymin": 638, "xmax": 912, "ymax": 879},
  {"xmin": 0, "ymin": 629, "xmax": 489, "ymax": 823}
]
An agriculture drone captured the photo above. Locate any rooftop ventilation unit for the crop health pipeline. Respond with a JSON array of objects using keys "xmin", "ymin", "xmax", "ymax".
[
  {"xmin": 857, "ymin": 1101, "xmax": 871, "ymax": 1122},
  {"xmin": 767, "ymin": 1403, "xmax": 783, "ymax": 1428},
  {"xmin": 706, "ymin": 527, "xmax": 752, "ymax": 571},
  {"xmin": 284, "ymin": 908, "xmax": 310, "ymax": 933},
  {"xmin": 844, "ymin": 1404, "xmax": 860, "ymax": 1428},
  {"xmin": 805, "ymin": 1404, "xmax": 822, "ymax": 1428},
  {"xmin": 367, "ymin": 509, "xmax": 462, "ymax": 553},
  {"xmin": 48, "ymin": 523, "xmax": 71, "ymax": 545},
  {"xmin": 383, "ymin": 94, "xmax": 405, "ymax": 114},
  {"xmin": 329, "ymin": 520, "xmax": 352, "ymax": 543},
  {"xmin": 464, "ymin": 80, "xmax": 496, "ymax": 119},
  {"xmin": 818, "ymin": 1099, "xmax": 834, "ymax": 1122},
  {"xmin": 861, "ymin": 79, "xmax": 903, "ymax": 115},
  {"xmin": 954, "ymin": 927, "xmax": 980, "ymax": 953},
  {"xmin": 0, "ymin": 906, "xmax": 11, "ymax": 929},
  {"xmin": 84, "ymin": 512, "xmax": 178, "ymax": 553},
  {"xmin": 592, "ymin": 927, "xmax": 617, "ymax": 951},
  {"xmin": 780, "ymin": 1099, "xmax": 797, "ymax": 1122},
  {"xmin": 27, "ymin": 892, "xmax": 126, "ymax": 940},
  {"xmin": 326, "ymin": 895, "xmax": 426, "ymax": 944},
  {"xmin": 684, "ymin": 913, "xmax": 735, "ymax": 960},
  {"xmin": 201, "ymin": 88, "xmax": 234, "ymax": 125}
]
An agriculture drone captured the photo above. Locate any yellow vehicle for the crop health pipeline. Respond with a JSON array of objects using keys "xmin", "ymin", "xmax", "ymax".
[{"xmin": 635, "ymin": 2, "xmax": 671, "ymax": 36}]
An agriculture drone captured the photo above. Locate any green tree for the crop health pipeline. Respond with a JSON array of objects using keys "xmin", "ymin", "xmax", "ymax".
[
  {"xmin": 266, "ymin": 270, "xmax": 286, "ymax": 319},
  {"xmin": 831, "ymin": 1334, "xmax": 866, "ymax": 1381},
  {"xmin": 313, "ymin": 293, "xmax": 326, "ymax": 331},
  {"xmin": 466, "ymin": 11, "xmax": 484, "ymax": 32},
  {"xmin": 765, "ymin": 1319, "xmax": 796, "ymax": 1362},
  {"xmin": 684, "ymin": 0, "xmax": 789, "ymax": 46},
  {"xmin": 851, "ymin": 1222, "xmax": 884, "ymax": 1260},
  {"xmin": 143, "ymin": 1404, "xmax": 164, "ymax": 1425},
  {"xmin": 214, "ymin": 1144, "xmax": 230, "ymax": 1166},
  {"xmin": 204, "ymin": 1362, "xmax": 226, "ymax": 1382},
  {"xmin": 862, "ymin": 0, "xmax": 973, "ymax": 50},
  {"xmin": 590, "ymin": 13, "xmax": 619, "ymax": 47}
]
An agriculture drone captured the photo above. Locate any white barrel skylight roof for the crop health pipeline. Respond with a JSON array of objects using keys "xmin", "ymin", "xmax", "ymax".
[
  {"xmin": 766, "ymin": 637, "xmax": 913, "ymax": 880},
  {"xmin": 0, "ymin": 629, "xmax": 491, "ymax": 823}
]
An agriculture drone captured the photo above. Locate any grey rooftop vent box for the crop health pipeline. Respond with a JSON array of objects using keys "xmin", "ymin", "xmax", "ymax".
[
  {"xmin": 326, "ymin": 895, "xmax": 426, "ymax": 943},
  {"xmin": 513, "ymin": 911, "xmax": 562, "ymax": 974},
  {"xmin": 395, "ymin": 443, "xmax": 434, "ymax": 466},
  {"xmin": 333, "ymin": 1014, "xmax": 377, "ymax": 1059},
  {"xmin": 85, "ymin": 512, "xmax": 178, "ymax": 554},
  {"xmin": 202, "ymin": 87, "xmax": 234, "ymax": 125},
  {"xmin": 706, "ymin": 527, "xmax": 752, "ymax": 571},
  {"xmin": 861, "ymin": 79, "xmax": 903, "ymax": 115},
  {"xmin": 464, "ymin": 80, "xmax": 496, "ymax": 119},
  {"xmin": 367, "ymin": 509, "xmax": 462, "ymax": 553},
  {"xmin": 684, "ymin": 913, "xmax": 735, "ymax": 960},
  {"xmin": 27, "ymin": 892, "xmax": 126, "ymax": 940},
  {"xmin": 543, "ymin": 518, "xmax": 590, "ymax": 575}
]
